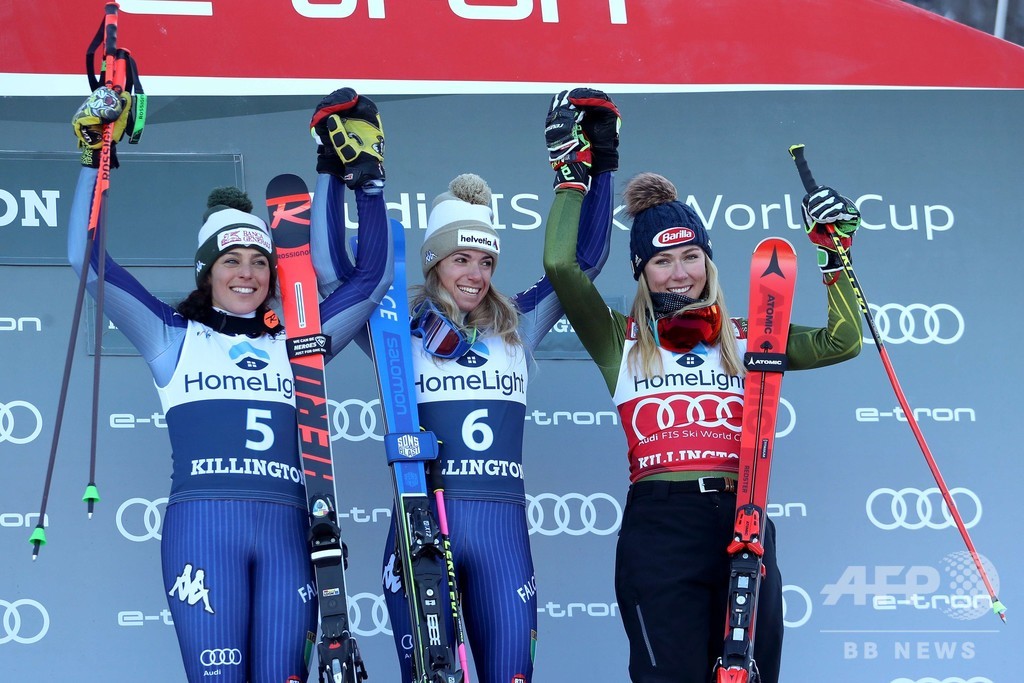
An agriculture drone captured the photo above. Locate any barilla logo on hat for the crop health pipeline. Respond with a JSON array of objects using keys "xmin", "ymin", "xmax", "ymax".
[
  {"xmin": 217, "ymin": 227, "xmax": 273, "ymax": 254},
  {"xmin": 456, "ymin": 229, "xmax": 500, "ymax": 254},
  {"xmin": 652, "ymin": 227, "xmax": 696, "ymax": 247}
]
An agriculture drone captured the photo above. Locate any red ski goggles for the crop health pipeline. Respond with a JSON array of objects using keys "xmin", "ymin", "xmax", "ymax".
[{"xmin": 411, "ymin": 302, "xmax": 477, "ymax": 359}]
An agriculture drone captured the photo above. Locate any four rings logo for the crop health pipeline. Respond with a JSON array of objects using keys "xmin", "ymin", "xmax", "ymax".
[
  {"xmin": 328, "ymin": 398, "xmax": 383, "ymax": 442},
  {"xmin": 868, "ymin": 303, "xmax": 964, "ymax": 345},
  {"xmin": 630, "ymin": 395, "xmax": 795, "ymax": 439},
  {"xmin": 116, "ymin": 497, "xmax": 167, "ymax": 542},
  {"xmin": 1, "ymin": 598, "xmax": 49, "ymax": 645},
  {"xmin": 0, "ymin": 400, "xmax": 43, "ymax": 445},
  {"xmin": 866, "ymin": 487, "xmax": 981, "ymax": 530},
  {"xmin": 631, "ymin": 394, "xmax": 743, "ymax": 436},
  {"xmin": 200, "ymin": 648, "xmax": 242, "ymax": 666},
  {"xmin": 526, "ymin": 493, "xmax": 622, "ymax": 536},
  {"xmin": 348, "ymin": 592, "xmax": 391, "ymax": 637},
  {"xmin": 782, "ymin": 584, "xmax": 812, "ymax": 628}
]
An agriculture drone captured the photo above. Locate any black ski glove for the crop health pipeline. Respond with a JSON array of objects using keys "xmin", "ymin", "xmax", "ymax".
[{"xmin": 310, "ymin": 88, "xmax": 385, "ymax": 191}]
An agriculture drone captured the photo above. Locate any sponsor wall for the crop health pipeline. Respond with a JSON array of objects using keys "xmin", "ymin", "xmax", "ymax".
[
  {"xmin": 2, "ymin": 3, "xmax": 1021, "ymax": 683},
  {"xmin": 2, "ymin": 88, "xmax": 1019, "ymax": 683}
]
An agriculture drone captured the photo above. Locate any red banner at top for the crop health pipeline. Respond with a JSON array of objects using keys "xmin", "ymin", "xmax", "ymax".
[{"xmin": 4, "ymin": 0, "xmax": 1024, "ymax": 94}]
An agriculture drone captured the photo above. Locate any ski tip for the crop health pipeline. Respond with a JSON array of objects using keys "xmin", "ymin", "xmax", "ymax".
[{"xmin": 787, "ymin": 143, "xmax": 805, "ymax": 159}]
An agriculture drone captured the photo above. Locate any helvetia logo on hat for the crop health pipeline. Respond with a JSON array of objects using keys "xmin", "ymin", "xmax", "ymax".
[
  {"xmin": 217, "ymin": 227, "xmax": 273, "ymax": 254},
  {"xmin": 456, "ymin": 229, "xmax": 500, "ymax": 254},
  {"xmin": 652, "ymin": 227, "xmax": 696, "ymax": 247}
]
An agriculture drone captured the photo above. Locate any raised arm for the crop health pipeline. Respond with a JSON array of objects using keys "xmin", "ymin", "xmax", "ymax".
[{"xmin": 307, "ymin": 88, "xmax": 395, "ymax": 354}]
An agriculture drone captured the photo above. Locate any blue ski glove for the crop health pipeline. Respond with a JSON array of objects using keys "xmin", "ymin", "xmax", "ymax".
[
  {"xmin": 310, "ymin": 87, "xmax": 385, "ymax": 191},
  {"xmin": 801, "ymin": 185, "xmax": 859, "ymax": 276}
]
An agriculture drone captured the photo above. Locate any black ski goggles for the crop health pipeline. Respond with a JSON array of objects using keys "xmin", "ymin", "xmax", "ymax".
[{"xmin": 411, "ymin": 302, "xmax": 477, "ymax": 359}]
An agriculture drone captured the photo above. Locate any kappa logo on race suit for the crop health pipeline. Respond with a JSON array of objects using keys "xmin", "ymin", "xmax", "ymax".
[
  {"xmin": 0, "ymin": 400, "xmax": 43, "ymax": 445},
  {"xmin": 866, "ymin": 487, "xmax": 981, "ymax": 530},
  {"xmin": 168, "ymin": 563, "xmax": 215, "ymax": 614},
  {"xmin": 867, "ymin": 303, "xmax": 964, "ymax": 344}
]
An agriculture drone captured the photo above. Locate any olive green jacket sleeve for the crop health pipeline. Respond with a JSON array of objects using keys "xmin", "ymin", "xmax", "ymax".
[
  {"xmin": 785, "ymin": 270, "xmax": 863, "ymax": 369},
  {"xmin": 543, "ymin": 188, "xmax": 627, "ymax": 394}
]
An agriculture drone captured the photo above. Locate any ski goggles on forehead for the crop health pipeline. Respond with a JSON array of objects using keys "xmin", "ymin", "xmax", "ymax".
[{"xmin": 411, "ymin": 302, "xmax": 477, "ymax": 359}]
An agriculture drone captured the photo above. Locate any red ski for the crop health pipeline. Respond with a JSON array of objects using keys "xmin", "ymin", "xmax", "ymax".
[
  {"xmin": 266, "ymin": 174, "xmax": 366, "ymax": 683},
  {"xmin": 716, "ymin": 237, "xmax": 797, "ymax": 683}
]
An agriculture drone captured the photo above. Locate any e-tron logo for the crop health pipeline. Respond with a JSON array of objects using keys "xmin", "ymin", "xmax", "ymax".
[
  {"xmin": 866, "ymin": 487, "xmax": 981, "ymax": 530},
  {"xmin": 1, "ymin": 598, "xmax": 49, "ymax": 644},
  {"xmin": 868, "ymin": 303, "xmax": 964, "ymax": 344},
  {"xmin": 116, "ymin": 497, "xmax": 167, "ymax": 542},
  {"xmin": 0, "ymin": 400, "xmax": 43, "ymax": 444},
  {"xmin": 328, "ymin": 398, "xmax": 383, "ymax": 442},
  {"xmin": 200, "ymin": 648, "xmax": 242, "ymax": 666},
  {"xmin": 526, "ymin": 493, "xmax": 622, "ymax": 536},
  {"xmin": 348, "ymin": 592, "xmax": 391, "ymax": 637},
  {"xmin": 782, "ymin": 584, "xmax": 812, "ymax": 628}
]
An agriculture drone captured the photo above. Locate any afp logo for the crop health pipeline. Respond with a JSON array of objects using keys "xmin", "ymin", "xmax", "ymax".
[{"xmin": 652, "ymin": 227, "xmax": 695, "ymax": 247}]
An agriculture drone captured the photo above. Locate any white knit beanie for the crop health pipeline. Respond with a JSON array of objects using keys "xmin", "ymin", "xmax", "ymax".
[{"xmin": 420, "ymin": 173, "xmax": 500, "ymax": 276}]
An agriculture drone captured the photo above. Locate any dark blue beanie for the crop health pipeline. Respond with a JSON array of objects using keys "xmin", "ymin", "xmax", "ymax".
[{"xmin": 629, "ymin": 200, "xmax": 712, "ymax": 280}]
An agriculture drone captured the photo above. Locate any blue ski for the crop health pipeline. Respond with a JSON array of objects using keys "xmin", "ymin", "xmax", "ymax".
[{"xmin": 367, "ymin": 219, "xmax": 465, "ymax": 683}]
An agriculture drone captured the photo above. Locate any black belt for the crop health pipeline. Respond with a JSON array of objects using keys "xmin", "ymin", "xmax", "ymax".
[{"xmin": 629, "ymin": 477, "xmax": 737, "ymax": 499}]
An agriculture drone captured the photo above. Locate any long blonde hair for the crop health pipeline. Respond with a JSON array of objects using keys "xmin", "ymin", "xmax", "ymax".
[
  {"xmin": 627, "ymin": 255, "xmax": 745, "ymax": 378},
  {"xmin": 411, "ymin": 268, "xmax": 521, "ymax": 348}
]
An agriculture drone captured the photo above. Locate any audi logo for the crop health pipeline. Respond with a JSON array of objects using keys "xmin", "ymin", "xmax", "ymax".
[
  {"xmin": 868, "ymin": 303, "xmax": 964, "ymax": 345},
  {"xmin": 1, "ymin": 598, "xmax": 49, "ymax": 644},
  {"xmin": 116, "ymin": 497, "xmax": 168, "ymax": 542},
  {"xmin": 526, "ymin": 493, "xmax": 622, "ymax": 536},
  {"xmin": 866, "ymin": 487, "xmax": 981, "ymax": 530},
  {"xmin": 328, "ymin": 399, "xmax": 383, "ymax": 442},
  {"xmin": 0, "ymin": 400, "xmax": 43, "ymax": 445},
  {"xmin": 200, "ymin": 648, "xmax": 242, "ymax": 666},
  {"xmin": 782, "ymin": 584, "xmax": 812, "ymax": 629},
  {"xmin": 631, "ymin": 394, "xmax": 743, "ymax": 437},
  {"xmin": 890, "ymin": 678, "xmax": 993, "ymax": 683},
  {"xmin": 348, "ymin": 592, "xmax": 391, "ymax": 637},
  {"xmin": 629, "ymin": 395, "xmax": 795, "ymax": 440}
]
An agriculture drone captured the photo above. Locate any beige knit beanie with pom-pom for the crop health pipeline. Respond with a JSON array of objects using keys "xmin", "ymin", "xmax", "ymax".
[{"xmin": 420, "ymin": 173, "xmax": 500, "ymax": 276}]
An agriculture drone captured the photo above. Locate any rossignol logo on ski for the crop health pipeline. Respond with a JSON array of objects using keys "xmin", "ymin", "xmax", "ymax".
[{"xmin": 287, "ymin": 333, "xmax": 331, "ymax": 359}]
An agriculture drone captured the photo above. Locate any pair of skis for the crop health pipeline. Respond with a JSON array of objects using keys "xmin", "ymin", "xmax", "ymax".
[{"xmin": 267, "ymin": 174, "xmax": 467, "ymax": 683}]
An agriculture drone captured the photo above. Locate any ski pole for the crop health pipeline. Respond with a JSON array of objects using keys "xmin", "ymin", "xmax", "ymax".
[
  {"xmin": 433, "ymin": 486, "xmax": 471, "ymax": 681},
  {"xmin": 788, "ymin": 144, "xmax": 1007, "ymax": 623},
  {"xmin": 30, "ymin": 0, "xmax": 125, "ymax": 558}
]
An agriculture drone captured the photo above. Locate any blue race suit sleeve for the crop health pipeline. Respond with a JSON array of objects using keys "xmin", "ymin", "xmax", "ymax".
[
  {"xmin": 513, "ymin": 171, "xmax": 614, "ymax": 352},
  {"xmin": 67, "ymin": 167, "xmax": 186, "ymax": 387},
  {"xmin": 313, "ymin": 174, "xmax": 395, "ymax": 359}
]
